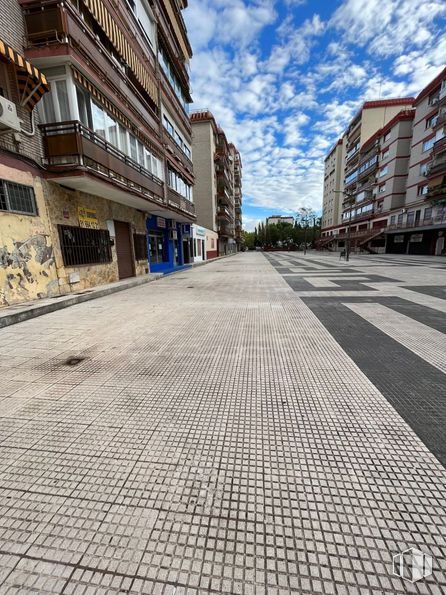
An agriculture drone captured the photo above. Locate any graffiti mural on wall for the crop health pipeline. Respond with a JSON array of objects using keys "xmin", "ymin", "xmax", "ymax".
[{"xmin": 0, "ymin": 234, "xmax": 58, "ymax": 306}]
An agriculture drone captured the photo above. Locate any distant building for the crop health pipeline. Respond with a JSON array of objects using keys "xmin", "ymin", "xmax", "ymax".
[
  {"xmin": 267, "ymin": 216, "xmax": 295, "ymax": 226},
  {"xmin": 190, "ymin": 110, "xmax": 242, "ymax": 256}
]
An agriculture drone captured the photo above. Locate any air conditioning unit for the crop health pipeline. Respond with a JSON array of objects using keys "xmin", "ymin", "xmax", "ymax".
[
  {"xmin": 0, "ymin": 96, "xmax": 21, "ymax": 132},
  {"xmin": 169, "ymin": 229, "xmax": 178, "ymax": 240}
]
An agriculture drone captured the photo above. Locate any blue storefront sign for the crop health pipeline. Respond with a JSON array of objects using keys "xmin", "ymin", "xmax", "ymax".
[{"xmin": 146, "ymin": 215, "xmax": 189, "ymax": 274}]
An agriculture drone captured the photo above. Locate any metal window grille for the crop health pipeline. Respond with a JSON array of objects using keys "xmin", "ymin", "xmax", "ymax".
[
  {"xmin": 133, "ymin": 233, "xmax": 148, "ymax": 261},
  {"xmin": 58, "ymin": 225, "xmax": 112, "ymax": 266},
  {"xmin": 0, "ymin": 180, "xmax": 37, "ymax": 215}
]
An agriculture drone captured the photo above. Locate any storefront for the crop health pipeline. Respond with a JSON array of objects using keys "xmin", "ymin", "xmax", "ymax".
[
  {"xmin": 147, "ymin": 215, "xmax": 189, "ymax": 273},
  {"xmin": 191, "ymin": 225, "xmax": 206, "ymax": 263}
]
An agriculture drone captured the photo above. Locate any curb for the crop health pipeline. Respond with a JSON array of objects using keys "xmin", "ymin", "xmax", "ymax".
[
  {"xmin": 0, "ymin": 253, "xmax": 239, "ymax": 329},
  {"xmin": 0, "ymin": 273, "xmax": 163, "ymax": 329}
]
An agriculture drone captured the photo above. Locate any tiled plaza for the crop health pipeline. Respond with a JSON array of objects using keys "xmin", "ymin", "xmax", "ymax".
[{"xmin": 0, "ymin": 252, "xmax": 445, "ymax": 594}]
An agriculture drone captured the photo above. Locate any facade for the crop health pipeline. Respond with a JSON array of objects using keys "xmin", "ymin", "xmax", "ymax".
[
  {"xmin": 190, "ymin": 110, "xmax": 242, "ymax": 256},
  {"xmin": 320, "ymin": 72, "xmax": 446, "ymax": 256},
  {"xmin": 0, "ymin": 0, "xmax": 195, "ymax": 306},
  {"xmin": 189, "ymin": 224, "xmax": 218, "ymax": 262},
  {"xmin": 321, "ymin": 139, "xmax": 345, "ymax": 231},
  {"xmin": 267, "ymin": 216, "xmax": 295, "ymax": 226},
  {"xmin": 390, "ymin": 69, "xmax": 446, "ymax": 255}
]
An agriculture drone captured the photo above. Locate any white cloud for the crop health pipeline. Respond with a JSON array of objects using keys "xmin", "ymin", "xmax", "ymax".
[
  {"xmin": 185, "ymin": 0, "xmax": 446, "ymax": 221},
  {"xmin": 331, "ymin": 0, "xmax": 446, "ymax": 57}
]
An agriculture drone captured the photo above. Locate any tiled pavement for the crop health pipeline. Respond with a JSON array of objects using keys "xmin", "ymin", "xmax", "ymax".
[{"xmin": 0, "ymin": 252, "xmax": 446, "ymax": 594}]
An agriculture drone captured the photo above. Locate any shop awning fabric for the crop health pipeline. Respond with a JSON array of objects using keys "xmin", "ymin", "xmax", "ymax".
[{"xmin": 0, "ymin": 38, "xmax": 50, "ymax": 111}]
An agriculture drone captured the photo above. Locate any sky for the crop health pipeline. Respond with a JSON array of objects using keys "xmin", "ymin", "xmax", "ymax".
[{"xmin": 184, "ymin": 0, "xmax": 446, "ymax": 231}]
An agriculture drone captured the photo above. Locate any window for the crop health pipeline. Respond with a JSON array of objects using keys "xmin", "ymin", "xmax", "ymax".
[
  {"xmin": 390, "ymin": 215, "xmax": 396, "ymax": 225},
  {"xmin": 419, "ymin": 162, "xmax": 429, "ymax": 176},
  {"xmin": 105, "ymin": 112, "xmax": 118, "ymax": 147},
  {"xmin": 158, "ymin": 45, "xmax": 189, "ymax": 113},
  {"xmin": 58, "ymin": 225, "xmax": 112, "ymax": 266},
  {"xmin": 417, "ymin": 185, "xmax": 428, "ymax": 196},
  {"xmin": 383, "ymin": 131, "xmax": 391, "ymax": 142},
  {"xmin": 135, "ymin": 0, "xmax": 156, "ymax": 49},
  {"xmin": 167, "ymin": 167, "xmax": 192, "ymax": 201},
  {"xmin": 397, "ymin": 213, "xmax": 403, "ymax": 224},
  {"xmin": 422, "ymin": 137, "xmax": 435, "ymax": 152},
  {"xmin": 379, "ymin": 166, "xmax": 388, "ymax": 177},
  {"xmin": 149, "ymin": 231, "xmax": 165, "ymax": 264},
  {"xmin": 76, "ymin": 86, "xmax": 92, "ymax": 128},
  {"xmin": 428, "ymin": 90, "xmax": 440, "ymax": 105},
  {"xmin": 133, "ymin": 233, "xmax": 148, "ymax": 261},
  {"xmin": 40, "ymin": 79, "xmax": 71, "ymax": 123},
  {"xmin": 379, "ymin": 184, "xmax": 386, "ymax": 193},
  {"xmin": 92, "ymin": 102, "xmax": 106, "ymax": 138},
  {"xmin": 407, "ymin": 211, "xmax": 415, "ymax": 225},
  {"xmin": 0, "ymin": 180, "xmax": 38, "ymax": 215},
  {"xmin": 129, "ymin": 134, "xmax": 138, "ymax": 162},
  {"xmin": 381, "ymin": 149, "xmax": 389, "ymax": 160},
  {"xmin": 424, "ymin": 207, "xmax": 433, "ymax": 220},
  {"xmin": 162, "ymin": 112, "xmax": 192, "ymax": 159},
  {"xmin": 426, "ymin": 114, "xmax": 438, "ymax": 128}
]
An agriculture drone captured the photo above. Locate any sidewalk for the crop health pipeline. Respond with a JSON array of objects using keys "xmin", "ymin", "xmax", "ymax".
[{"xmin": 0, "ymin": 253, "xmax": 236, "ymax": 329}]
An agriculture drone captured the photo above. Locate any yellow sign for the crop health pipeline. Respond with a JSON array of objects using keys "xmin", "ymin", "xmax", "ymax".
[{"xmin": 78, "ymin": 207, "xmax": 99, "ymax": 229}]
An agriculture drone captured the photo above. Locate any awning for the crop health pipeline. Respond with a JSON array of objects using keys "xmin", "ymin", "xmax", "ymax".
[
  {"xmin": 428, "ymin": 175, "xmax": 445, "ymax": 189},
  {"xmin": 82, "ymin": 0, "xmax": 158, "ymax": 104},
  {"xmin": 0, "ymin": 38, "xmax": 50, "ymax": 111}
]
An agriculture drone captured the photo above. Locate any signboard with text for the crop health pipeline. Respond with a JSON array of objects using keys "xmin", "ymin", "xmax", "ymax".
[{"xmin": 78, "ymin": 207, "xmax": 99, "ymax": 229}]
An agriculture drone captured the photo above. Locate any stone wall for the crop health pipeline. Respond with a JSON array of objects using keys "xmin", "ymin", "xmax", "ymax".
[
  {"xmin": 43, "ymin": 180, "xmax": 149, "ymax": 294},
  {"xmin": 0, "ymin": 164, "xmax": 59, "ymax": 306}
]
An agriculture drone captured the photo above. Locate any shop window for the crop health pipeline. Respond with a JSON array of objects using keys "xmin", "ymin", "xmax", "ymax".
[
  {"xmin": 58, "ymin": 225, "xmax": 112, "ymax": 266},
  {"xmin": 133, "ymin": 233, "xmax": 148, "ymax": 261},
  {"xmin": 149, "ymin": 231, "xmax": 165, "ymax": 264},
  {"xmin": 0, "ymin": 180, "xmax": 37, "ymax": 215}
]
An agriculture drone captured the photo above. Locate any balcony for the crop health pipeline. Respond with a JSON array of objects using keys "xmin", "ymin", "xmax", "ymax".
[
  {"xmin": 218, "ymin": 223, "xmax": 234, "ymax": 237},
  {"xmin": 40, "ymin": 121, "xmax": 195, "ymax": 221},
  {"xmin": 20, "ymin": 0, "xmax": 160, "ymax": 134},
  {"xmin": 162, "ymin": 130, "xmax": 193, "ymax": 177},
  {"xmin": 357, "ymin": 154, "xmax": 379, "ymax": 181},
  {"xmin": 217, "ymin": 204, "xmax": 233, "ymax": 221}
]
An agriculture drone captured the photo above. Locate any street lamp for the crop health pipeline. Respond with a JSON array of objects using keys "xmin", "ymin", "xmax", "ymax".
[{"xmin": 334, "ymin": 191, "xmax": 356, "ymax": 261}]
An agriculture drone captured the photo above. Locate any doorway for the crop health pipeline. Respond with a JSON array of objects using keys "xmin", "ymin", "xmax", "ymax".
[
  {"xmin": 114, "ymin": 220, "xmax": 135, "ymax": 279},
  {"xmin": 435, "ymin": 236, "xmax": 445, "ymax": 256},
  {"xmin": 183, "ymin": 238, "xmax": 191, "ymax": 264}
]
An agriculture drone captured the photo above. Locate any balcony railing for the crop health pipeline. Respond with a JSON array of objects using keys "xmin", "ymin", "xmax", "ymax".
[
  {"xmin": 217, "ymin": 204, "xmax": 233, "ymax": 221},
  {"xmin": 218, "ymin": 223, "xmax": 234, "ymax": 237},
  {"xmin": 40, "ymin": 121, "xmax": 166, "ymax": 200},
  {"xmin": 162, "ymin": 128, "xmax": 193, "ymax": 172},
  {"xmin": 166, "ymin": 187, "xmax": 195, "ymax": 216}
]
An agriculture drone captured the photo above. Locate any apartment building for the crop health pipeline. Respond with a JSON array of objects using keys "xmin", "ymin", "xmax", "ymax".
[
  {"xmin": 0, "ymin": 0, "xmax": 195, "ymax": 306},
  {"xmin": 320, "ymin": 70, "xmax": 446, "ymax": 256},
  {"xmin": 191, "ymin": 110, "xmax": 242, "ymax": 256},
  {"xmin": 233, "ymin": 145, "xmax": 243, "ymax": 250},
  {"xmin": 267, "ymin": 216, "xmax": 295, "ymax": 225},
  {"xmin": 321, "ymin": 139, "xmax": 345, "ymax": 231},
  {"xmin": 320, "ymin": 98, "xmax": 414, "ymax": 252},
  {"xmin": 388, "ymin": 68, "xmax": 446, "ymax": 255}
]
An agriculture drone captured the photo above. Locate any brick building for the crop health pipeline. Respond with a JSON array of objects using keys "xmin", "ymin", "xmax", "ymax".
[{"xmin": 0, "ymin": 0, "xmax": 195, "ymax": 306}]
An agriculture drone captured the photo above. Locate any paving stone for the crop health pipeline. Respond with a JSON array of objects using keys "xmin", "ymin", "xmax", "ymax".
[{"xmin": 0, "ymin": 252, "xmax": 444, "ymax": 593}]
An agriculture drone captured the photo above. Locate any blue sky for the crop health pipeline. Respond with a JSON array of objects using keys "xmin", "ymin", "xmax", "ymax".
[{"xmin": 184, "ymin": 0, "xmax": 446, "ymax": 231}]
